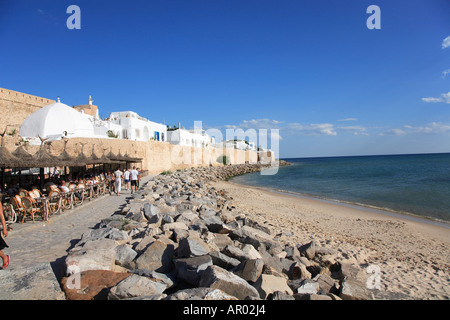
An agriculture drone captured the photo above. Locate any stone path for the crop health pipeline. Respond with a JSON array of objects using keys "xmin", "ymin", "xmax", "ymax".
[{"xmin": 3, "ymin": 176, "xmax": 153, "ymax": 281}]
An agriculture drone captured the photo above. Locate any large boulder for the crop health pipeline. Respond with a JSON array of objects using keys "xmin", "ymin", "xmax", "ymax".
[
  {"xmin": 108, "ymin": 274, "xmax": 168, "ymax": 300},
  {"xmin": 199, "ymin": 265, "xmax": 260, "ymax": 300},
  {"xmin": 115, "ymin": 244, "xmax": 138, "ymax": 267},
  {"xmin": 174, "ymin": 255, "xmax": 213, "ymax": 286},
  {"xmin": 62, "ymin": 270, "xmax": 130, "ymax": 300},
  {"xmin": 134, "ymin": 239, "xmax": 175, "ymax": 273},
  {"xmin": 177, "ymin": 236, "xmax": 211, "ymax": 258},
  {"xmin": 253, "ymin": 274, "xmax": 293, "ymax": 299},
  {"xmin": 0, "ymin": 263, "xmax": 65, "ymax": 300},
  {"xmin": 339, "ymin": 277, "xmax": 372, "ymax": 300},
  {"xmin": 65, "ymin": 239, "xmax": 118, "ymax": 274}
]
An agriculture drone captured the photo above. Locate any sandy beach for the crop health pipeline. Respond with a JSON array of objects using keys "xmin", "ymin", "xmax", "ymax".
[{"xmin": 212, "ymin": 180, "xmax": 450, "ymax": 300}]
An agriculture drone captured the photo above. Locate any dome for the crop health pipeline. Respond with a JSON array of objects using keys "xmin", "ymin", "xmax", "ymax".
[{"xmin": 19, "ymin": 100, "xmax": 95, "ymax": 139}]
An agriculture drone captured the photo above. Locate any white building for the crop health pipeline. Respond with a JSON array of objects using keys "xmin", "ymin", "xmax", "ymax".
[
  {"xmin": 107, "ymin": 111, "xmax": 167, "ymax": 142},
  {"xmin": 223, "ymin": 139, "xmax": 257, "ymax": 151},
  {"xmin": 19, "ymin": 97, "xmax": 167, "ymax": 144},
  {"xmin": 19, "ymin": 98, "xmax": 100, "ymax": 142},
  {"xmin": 167, "ymin": 128, "xmax": 214, "ymax": 148}
]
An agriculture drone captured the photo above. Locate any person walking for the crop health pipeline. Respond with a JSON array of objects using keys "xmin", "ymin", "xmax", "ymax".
[
  {"xmin": 114, "ymin": 168, "xmax": 123, "ymax": 196},
  {"xmin": 130, "ymin": 167, "xmax": 139, "ymax": 194},
  {"xmin": 0, "ymin": 203, "xmax": 10, "ymax": 269},
  {"xmin": 123, "ymin": 169, "xmax": 130, "ymax": 191}
]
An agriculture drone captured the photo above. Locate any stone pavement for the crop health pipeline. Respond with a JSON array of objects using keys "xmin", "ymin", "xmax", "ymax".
[{"xmin": 2, "ymin": 175, "xmax": 153, "ymax": 282}]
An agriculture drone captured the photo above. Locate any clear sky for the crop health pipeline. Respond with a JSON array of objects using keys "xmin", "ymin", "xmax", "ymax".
[{"xmin": 1, "ymin": 0, "xmax": 449, "ymax": 158}]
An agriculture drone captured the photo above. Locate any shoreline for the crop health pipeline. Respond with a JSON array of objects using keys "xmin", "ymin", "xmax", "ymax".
[
  {"xmin": 212, "ymin": 178, "xmax": 450, "ymax": 299},
  {"xmin": 228, "ymin": 179, "xmax": 450, "ymax": 230}
]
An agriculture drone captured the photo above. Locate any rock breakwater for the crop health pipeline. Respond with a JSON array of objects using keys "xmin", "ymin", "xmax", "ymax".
[{"xmin": 62, "ymin": 162, "xmax": 401, "ymax": 300}]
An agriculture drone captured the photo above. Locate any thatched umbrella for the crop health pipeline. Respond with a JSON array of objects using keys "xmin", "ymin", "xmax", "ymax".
[
  {"xmin": 72, "ymin": 142, "xmax": 90, "ymax": 167},
  {"xmin": 32, "ymin": 143, "xmax": 60, "ymax": 168},
  {"xmin": 0, "ymin": 144, "xmax": 20, "ymax": 168},
  {"xmin": 56, "ymin": 139, "xmax": 77, "ymax": 167},
  {"xmin": 12, "ymin": 145, "xmax": 34, "ymax": 164},
  {"xmin": 89, "ymin": 144, "xmax": 103, "ymax": 164},
  {"xmin": 124, "ymin": 150, "xmax": 143, "ymax": 163},
  {"xmin": 11, "ymin": 145, "xmax": 35, "ymax": 187}
]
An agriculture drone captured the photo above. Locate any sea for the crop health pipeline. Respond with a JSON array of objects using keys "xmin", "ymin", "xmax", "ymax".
[{"xmin": 230, "ymin": 153, "xmax": 450, "ymax": 226}]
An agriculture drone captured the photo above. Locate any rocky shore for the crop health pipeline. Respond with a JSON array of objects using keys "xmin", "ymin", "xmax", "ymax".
[{"xmin": 61, "ymin": 161, "xmax": 405, "ymax": 300}]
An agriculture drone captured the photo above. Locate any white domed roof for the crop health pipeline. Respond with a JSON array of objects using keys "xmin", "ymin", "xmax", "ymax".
[{"xmin": 19, "ymin": 100, "xmax": 95, "ymax": 139}]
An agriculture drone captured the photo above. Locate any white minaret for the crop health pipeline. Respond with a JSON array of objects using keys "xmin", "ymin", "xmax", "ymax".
[{"xmin": 88, "ymin": 95, "xmax": 93, "ymax": 105}]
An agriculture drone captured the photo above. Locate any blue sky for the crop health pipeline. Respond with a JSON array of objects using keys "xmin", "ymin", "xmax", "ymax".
[{"xmin": 1, "ymin": 0, "xmax": 450, "ymax": 158}]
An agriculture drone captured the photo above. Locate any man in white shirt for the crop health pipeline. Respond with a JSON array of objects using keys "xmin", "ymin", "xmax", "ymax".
[
  {"xmin": 114, "ymin": 169, "xmax": 123, "ymax": 196},
  {"xmin": 59, "ymin": 180, "xmax": 70, "ymax": 193},
  {"xmin": 123, "ymin": 169, "xmax": 130, "ymax": 190},
  {"xmin": 130, "ymin": 167, "xmax": 139, "ymax": 194}
]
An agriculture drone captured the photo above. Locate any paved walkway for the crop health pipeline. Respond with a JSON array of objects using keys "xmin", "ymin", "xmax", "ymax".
[{"xmin": 3, "ymin": 175, "xmax": 153, "ymax": 281}]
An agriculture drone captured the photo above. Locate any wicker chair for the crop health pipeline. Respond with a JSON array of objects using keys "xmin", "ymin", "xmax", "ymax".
[
  {"xmin": 20, "ymin": 196, "xmax": 45, "ymax": 223},
  {"xmin": 11, "ymin": 195, "xmax": 31, "ymax": 223},
  {"xmin": 47, "ymin": 190, "xmax": 62, "ymax": 216},
  {"xmin": 69, "ymin": 184, "xmax": 84, "ymax": 206}
]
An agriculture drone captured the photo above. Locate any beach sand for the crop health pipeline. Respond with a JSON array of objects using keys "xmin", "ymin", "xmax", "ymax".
[{"xmin": 212, "ymin": 180, "xmax": 450, "ymax": 300}]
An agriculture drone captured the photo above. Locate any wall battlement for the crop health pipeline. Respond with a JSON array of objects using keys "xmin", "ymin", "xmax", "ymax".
[{"xmin": 0, "ymin": 87, "xmax": 55, "ymax": 132}]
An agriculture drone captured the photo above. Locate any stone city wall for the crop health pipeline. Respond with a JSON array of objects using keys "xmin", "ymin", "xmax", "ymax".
[
  {"xmin": 0, "ymin": 88, "xmax": 55, "ymax": 132},
  {"xmin": 3, "ymin": 136, "xmax": 262, "ymax": 175}
]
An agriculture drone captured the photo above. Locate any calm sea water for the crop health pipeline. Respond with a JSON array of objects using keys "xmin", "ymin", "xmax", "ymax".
[{"xmin": 231, "ymin": 153, "xmax": 450, "ymax": 223}]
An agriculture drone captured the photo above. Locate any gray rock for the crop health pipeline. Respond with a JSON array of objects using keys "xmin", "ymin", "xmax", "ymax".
[
  {"xmin": 165, "ymin": 287, "xmax": 237, "ymax": 300},
  {"xmin": 115, "ymin": 244, "xmax": 137, "ymax": 267},
  {"xmin": 178, "ymin": 236, "xmax": 211, "ymax": 258},
  {"xmin": 199, "ymin": 265, "xmax": 260, "ymax": 300},
  {"xmin": 108, "ymin": 228, "xmax": 130, "ymax": 241},
  {"xmin": 295, "ymin": 279, "xmax": 320, "ymax": 294},
  {"xmin": 294, "ymin": 293, "xmax": 333, "ymax": 300},
  {"xmin": 202, "ymin": 216, "xmax": 230, "ymax": 234},
  {"xmin": 298, "ymin": 241, "xmax": 315, "ymax": 260},
  {"xmin": 340, "ymin": 277, "xmax": 372, "ymax": 300},
  {"xmin": 315, "ymin": 273, "xmax": 338, "ymax": 294},
  {"xmin": 0, "ymin": 263, "xmax": 65, "ymax": 300},
  {"xmin": 235, "ymin": 259, "xmax": 264, "ymax": 283},
  {"xmin": 253, "ymin": 274, "xmax": 294, "ymax": 299},
  {"xmin": 131, "ymin": 269, "xmax": 176, "ymax": 290},
  {"xmin": 108, "ymin": 274, "xmax": 167, "ymax": 300},
  {"xmin": 134, "ymin": 239, "xmax": 175, "ymax": 273},
  {"xmin": 222, "ymin": 245, "xmax": 248, "ymax": 262},
  {"xmin": 66, "ymin": 239, "xmax": 117, "ymax": 273},
  {"xmin": 208, "ymin": 251, "xmax": 241, "ymax": 270},
  {"xmin": 143, "ymin": 203, "xmax": 160, "ymax": 223},
  {"xmin": 267, "ymin": 291, "xmax": 295, "ymax": 300},
  {"xmin": 174, "ymin": 255, "xmax": 213, "ymax": 286}
]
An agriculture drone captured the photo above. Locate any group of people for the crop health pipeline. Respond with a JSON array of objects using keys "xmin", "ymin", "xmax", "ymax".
[
  {"xmin": 112, "ymin": 167, "xmax": 141, "ymax": 196},
  {"xmin": 0, "ymin": 166, "xmax": 144, "ymax": 271}
]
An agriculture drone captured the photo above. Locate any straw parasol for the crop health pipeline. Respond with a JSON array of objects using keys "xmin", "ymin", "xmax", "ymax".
[
  {"xmin": 11, "ymin": 144, "xmax": 34, "ymax": 168},
  {"xmin": 32, "ymin": 143, "xmax": 60, "ymax": 168},
  {"xmin": 97, "ymin": 148, "xmax": 120, "ymax": 165},
  {"xmin": 72, "ymin": 142, "xmax": 90, "ymax": 167},
  {"xmin": 55, "ymin": 138, "xmax": 78, "ymax": 167},
  {"xmin": 87, "ymin": 144, "xmax": 99, "ymax": 164}
]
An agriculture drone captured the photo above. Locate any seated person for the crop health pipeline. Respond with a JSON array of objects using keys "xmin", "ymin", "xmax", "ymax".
[
  {"xmin": 62, "ymin": 180, "xmax": 83, "ymax": 201},
  {"xmin": 59, "ymin": 180, "xmax": 70, "ymax": 193}
]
